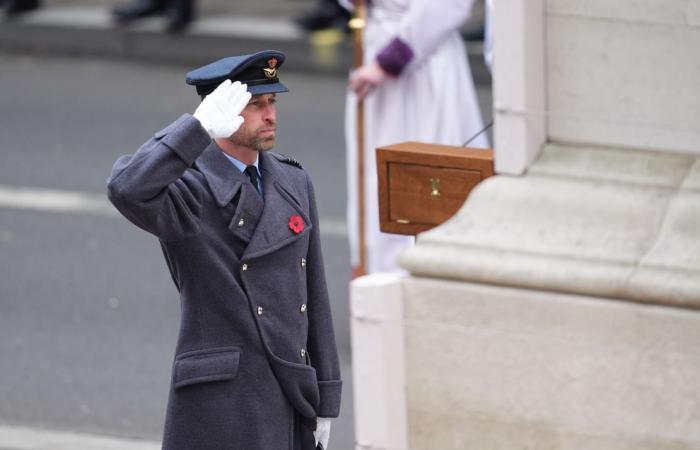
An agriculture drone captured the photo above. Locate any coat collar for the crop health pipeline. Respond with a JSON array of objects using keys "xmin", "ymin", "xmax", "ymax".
[{"xmin": 195, "ymin": 142, "xmax": 245, "ymax": 207}]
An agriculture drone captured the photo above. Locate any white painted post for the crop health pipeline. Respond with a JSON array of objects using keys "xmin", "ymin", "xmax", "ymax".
[{"xmin": 350, "ymin": 273, "xmax": 408, "ymax": 450}]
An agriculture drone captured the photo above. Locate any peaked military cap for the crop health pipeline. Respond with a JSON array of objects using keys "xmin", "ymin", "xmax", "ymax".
[{"xmin": 185, "ymin": 50, "xmax": 289, "ymax": 97}]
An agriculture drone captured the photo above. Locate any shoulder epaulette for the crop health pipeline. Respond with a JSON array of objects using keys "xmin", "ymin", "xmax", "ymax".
[{"xmin": 272, "ymin": 152, "xmax": 303, "ymax": 169}]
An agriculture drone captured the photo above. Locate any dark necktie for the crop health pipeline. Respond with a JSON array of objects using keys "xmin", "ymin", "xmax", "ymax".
[{"xmin": 244, "ymin": 165, "xmax": 260, "ymax": 194}]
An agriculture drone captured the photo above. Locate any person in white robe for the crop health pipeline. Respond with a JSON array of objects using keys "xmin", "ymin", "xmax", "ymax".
[{"xmin": 344, "ymin": 0, "xmax": 489, "ymax": 274}]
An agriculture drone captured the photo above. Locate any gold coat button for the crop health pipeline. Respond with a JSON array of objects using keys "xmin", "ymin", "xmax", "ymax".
[
  {"xmin": 242, "ymin": 263, "xmax": 248, "ymax": 271},
  {"xmin": 300, "ymin": 348, "xmax": 306, "ymax": 358},
  {"xmin": 300, "ymin": 304, "xmax": 307, "ymax": 313},
  {"xmin": 257, "ymin": 306, "xmax": 263, "ymax": 315},
  {"xmin": 301, "ymin": 258, "xmax": 307, "ymax": 268},
  {"xmin": 238, "ymin": 218, "xmax": 245, "ymax": 227}
]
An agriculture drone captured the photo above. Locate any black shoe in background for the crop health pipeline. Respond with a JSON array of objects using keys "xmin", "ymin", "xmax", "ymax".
[
  {"xmin": 6, "ymin": 0, "xmax": 41, "ymax": 16},
  {"xmin": 112, "ymin": 0, "xmax": 167, "ymax": 25}
]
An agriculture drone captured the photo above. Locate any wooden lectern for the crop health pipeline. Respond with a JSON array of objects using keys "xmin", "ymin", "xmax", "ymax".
[{"xmin": 376, "ymin": 142, "xmax": 494, "ymax": 235}]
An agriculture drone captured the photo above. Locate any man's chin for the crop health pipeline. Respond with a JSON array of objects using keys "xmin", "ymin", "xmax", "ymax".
[{"xmin": 257, "ymin": 138, "xmax": 275, "ymax": 152}]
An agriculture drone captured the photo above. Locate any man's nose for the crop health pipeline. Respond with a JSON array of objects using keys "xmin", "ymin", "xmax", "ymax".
[{"xmin": 262, "ymin": 105, "xmax": 276, "ymax": 123}]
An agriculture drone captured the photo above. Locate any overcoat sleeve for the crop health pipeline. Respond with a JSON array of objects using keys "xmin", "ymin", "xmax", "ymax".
[
  {"xmin": 376, "ymin": 0, "xmax": 475, "ymax": 75},
  {"xmin": 107, "ymin": 114, "xmax": 211, "ymax": 241},
  {"xmin": 304, "ymin": 172, "xmax": 343, "ymax": 418}
]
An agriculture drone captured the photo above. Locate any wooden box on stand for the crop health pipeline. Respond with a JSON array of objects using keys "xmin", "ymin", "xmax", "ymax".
[{"xmin": 376, "ymin": 141, "xmax": 494, "ymax": 235}]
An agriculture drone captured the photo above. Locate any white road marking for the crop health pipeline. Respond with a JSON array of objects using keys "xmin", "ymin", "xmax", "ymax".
[
  {"xmin": 0, "ymin": 185, "xmax": 348, "ymax": 238},
  {"xmin": 0, "ymin": 185, "xmax": 118, "ymax": 217},
  {"xmin": 0, "ymin": 424, "xmax": 160, "ymax": 450}
]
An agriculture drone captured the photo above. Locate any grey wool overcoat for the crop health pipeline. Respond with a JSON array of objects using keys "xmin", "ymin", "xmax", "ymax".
[{"xmin": 107, "ymin": 114, "xmax": 342, "ymax": 450}]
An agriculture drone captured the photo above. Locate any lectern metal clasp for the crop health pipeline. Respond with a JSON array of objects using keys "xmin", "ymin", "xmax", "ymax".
[{"xmin": 430, "ymin": 178, "xmax": 441, "ymax": 197}]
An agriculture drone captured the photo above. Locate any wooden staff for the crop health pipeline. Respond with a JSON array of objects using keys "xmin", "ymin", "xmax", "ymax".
[{"xmin": 348, "ymin": 0, "xmax": 367, "ymax": 277}]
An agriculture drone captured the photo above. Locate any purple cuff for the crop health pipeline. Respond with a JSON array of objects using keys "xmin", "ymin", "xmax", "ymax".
[{"xmin": 376, "ymin": 37, "xmax": 414, "ymax": 76}]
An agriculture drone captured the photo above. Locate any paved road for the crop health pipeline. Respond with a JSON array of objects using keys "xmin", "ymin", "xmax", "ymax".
[
  {"xmin": 0, "ymin": 52, "xmax": 492, "ymax": 449},
  {"xmin": 0, "ymin": 52, "xmax": 355, "ymax": 448}
]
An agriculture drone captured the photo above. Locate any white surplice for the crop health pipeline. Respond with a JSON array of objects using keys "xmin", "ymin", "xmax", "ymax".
[{"xmin": 345, "ymin": 0, "xmax": 489, "ymax": 274}]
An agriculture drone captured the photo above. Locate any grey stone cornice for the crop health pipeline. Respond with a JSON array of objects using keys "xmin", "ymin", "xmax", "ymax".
[{"xmin": 399, "ymin": 143, "xmax": 700, "ymax": 309}]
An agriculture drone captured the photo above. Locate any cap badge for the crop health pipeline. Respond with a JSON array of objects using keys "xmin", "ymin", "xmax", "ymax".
[{"xmin": 264, "ymin": 58, "xmax": 278, "ymax": 79}]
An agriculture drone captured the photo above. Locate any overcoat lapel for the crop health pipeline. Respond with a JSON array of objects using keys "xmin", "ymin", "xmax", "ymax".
[
  {"xmin": 196, "ymin": 143, "xmax": 243, "ymax": 207},
  {"xmin": 227, "ymin": 185, "xmax": 264, "ymax": 243},
  {"xmin": 243, "ymin": 152, "xmax": 312, "ymax": 260}
]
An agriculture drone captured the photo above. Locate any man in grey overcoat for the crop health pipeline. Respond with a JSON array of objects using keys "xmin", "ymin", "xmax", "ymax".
[{"xmin": 107, "ymin": 50, "xmax": 342, "ymax": 450}]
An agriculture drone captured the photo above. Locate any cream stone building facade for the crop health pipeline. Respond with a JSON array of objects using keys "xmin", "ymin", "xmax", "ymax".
[{"xmin": 350, "ymin": 1, "xmax": 700, "ymax": 449}]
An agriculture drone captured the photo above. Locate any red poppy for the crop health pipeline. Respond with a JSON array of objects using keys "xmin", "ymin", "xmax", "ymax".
[{"xmin": 288, "ymin": 215, "xmax": 304, "ymax": 234}]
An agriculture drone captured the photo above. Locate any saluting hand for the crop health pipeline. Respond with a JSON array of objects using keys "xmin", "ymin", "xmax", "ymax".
[
  {"xmin": 194, "ymin": 80, "xmax": 252, "ymax": 139},
  {"xmin": 348, "ymin": 61, "xmax": 391, "ymax": 100}
]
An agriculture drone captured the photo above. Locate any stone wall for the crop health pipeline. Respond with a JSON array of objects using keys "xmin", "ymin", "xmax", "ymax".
[
  {"xmin": 546, "ymin": 0, "xmax": 700, "ymax": 154},
  {"xmin": 403, "ymin": 277, "xmax": 700, "ymax": 450}
]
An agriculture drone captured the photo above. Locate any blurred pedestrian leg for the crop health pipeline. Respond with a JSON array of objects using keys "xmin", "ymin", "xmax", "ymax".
[{"xmin": 164, "ymin": 0, "xmax": 193, "ymax": 32}]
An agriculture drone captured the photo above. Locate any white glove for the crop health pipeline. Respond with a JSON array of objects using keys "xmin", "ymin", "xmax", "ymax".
[
  {"xmin": 193, "ymin": 80, "xmax": 251, "ymax": 139},
  {"xmin": 314, "ymin": 417, "xmax": 331, "ymax": 450}
]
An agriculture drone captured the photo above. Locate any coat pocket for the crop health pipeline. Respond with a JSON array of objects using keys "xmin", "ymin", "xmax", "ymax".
[
  {"xmin": 173, "ymin": 346, "xmax": 241, "ymax": 390},
  {"xmin": 265, "ymin": 349, "xmax": 319, "ymax": 419}
]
